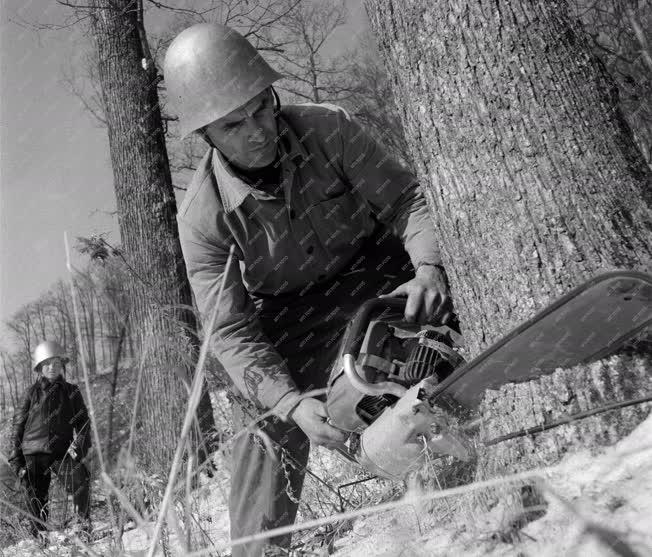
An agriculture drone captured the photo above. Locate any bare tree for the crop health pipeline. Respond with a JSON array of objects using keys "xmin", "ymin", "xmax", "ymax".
[
  {"xmin": 266, "ymin": 0, "xmax": 358, "ymax": 104},
  {"xmin": 571, "ymin": 0, "xmax": 652, "ymax": 162},
  {"xmin": 52, "ymin": 0, "xmax": 217, "ymax": 484},
  {"xmin": 337, "ymin": 30, "xmax": 413, "ymax": 167}
]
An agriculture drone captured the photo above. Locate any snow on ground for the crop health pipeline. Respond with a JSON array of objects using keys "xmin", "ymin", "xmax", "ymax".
[
  {"xmin": 332, "ymin": 414, "xmax": 652, "ymax": 556},
  {"xmin": 3, "ymin": 414, "xmax": 651, "ymax": 556}
]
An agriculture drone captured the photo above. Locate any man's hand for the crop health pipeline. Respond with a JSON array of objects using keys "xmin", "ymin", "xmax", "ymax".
[
  {"xmin": 380, "ymin": 264, "xmax": 451, "ymax": 324},
  {"xmin": 17, "ymin": 467, "xmax": 26, "ymax": 481},
  {"xmin": 289, "ymin": 398, "xmax": 348, "ymax": 449}
]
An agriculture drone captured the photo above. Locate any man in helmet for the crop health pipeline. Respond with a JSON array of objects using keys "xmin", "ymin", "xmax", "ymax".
[
  {"xmin": 165, "ymin": 23, "xmax": 451, "ymax": 556},
  {"xmin": 8, "ymin": 341, "xmax": 92, "ymax": 539}
]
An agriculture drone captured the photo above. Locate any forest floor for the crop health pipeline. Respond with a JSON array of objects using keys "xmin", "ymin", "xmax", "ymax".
[{"xmin": 2, "ymin": 410, "xmax": 651, "ymax": 556}]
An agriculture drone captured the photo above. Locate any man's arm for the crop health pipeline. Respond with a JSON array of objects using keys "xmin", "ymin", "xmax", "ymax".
[
  {"xmin": 177, "ymin": 217, "xmax": 303, "ymax": 420},
  {"xmin": 8, "ymin": 387, "xmax": 31, "ymax": 473},
  {"xmin": 336, "ymin": 107, "xmax": 442, "ymax": 270},
  {"xmin": 336, "ymin": 108, "xmax": 450, "ymax": 323}
]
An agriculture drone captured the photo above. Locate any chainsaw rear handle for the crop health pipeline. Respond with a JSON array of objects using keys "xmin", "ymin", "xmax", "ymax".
[
  {"xmin": 341, "ymin": 297, "xmax": 406, "ymax": 357},
  {"xmin": 341, "ymin": 297, "xmax": 408, "ymax": 398}
]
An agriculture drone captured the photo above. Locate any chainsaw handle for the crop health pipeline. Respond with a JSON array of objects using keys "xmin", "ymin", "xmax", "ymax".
[
  {"xmin": 341, "ymin": 297, "xmax": 406, "ymax": 358},
  {"xmin": 343, "ymin": 354, "xmax": 408, "ymax": 398}
]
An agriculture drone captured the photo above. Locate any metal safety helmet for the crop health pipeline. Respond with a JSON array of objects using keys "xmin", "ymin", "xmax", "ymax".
[
  {"xmin": 163, "ymin": 22, "xmax": 283, "ymax": 139},
  {"xmin": 32, "ymin": 340, "xmax": 69, "ymax": 372}
]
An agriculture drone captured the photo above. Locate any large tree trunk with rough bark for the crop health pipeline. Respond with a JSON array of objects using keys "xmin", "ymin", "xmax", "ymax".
[
  {"xmin": 365, "ymin": 0, "xmax": 652, "ymax": 501},
  {"xmin": 88, "ymin": 0, "xmax": 215, "ymax": 476}
]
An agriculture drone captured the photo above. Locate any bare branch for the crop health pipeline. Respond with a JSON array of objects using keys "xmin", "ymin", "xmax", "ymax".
[{"xmin": 625, "ymin": 4, "xmax": 652, "ymax": 75}]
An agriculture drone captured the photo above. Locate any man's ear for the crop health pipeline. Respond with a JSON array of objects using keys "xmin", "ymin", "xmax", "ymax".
[{"xmin": 271, "ymin": 86, "xmax": 282, "ymax": 118}]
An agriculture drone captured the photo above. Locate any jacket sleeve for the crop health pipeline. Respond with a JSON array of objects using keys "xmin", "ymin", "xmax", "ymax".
[
  {"xmin": 8, "ymin": 387, "xmax": 31, "ymax": 470},
  {"xmin": 336, "ymin": 107, "xmax": 442, "ymax": 269},
  {"xmin": 177, "ymin": 216, "xmax": 303, "ymax": 420},
  {"xmin": 70, "ymin": 385, "xmax": 92, "ymax": 457}
]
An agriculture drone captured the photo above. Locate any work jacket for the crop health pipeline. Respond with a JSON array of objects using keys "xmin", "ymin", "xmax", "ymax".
[
  {"xmin": 8, "ymin": 375, "xmax": 91, "ymax": 470},
  {"xmin": 177, "ymin": 103, "xmax": 442, "ymax": 419}
]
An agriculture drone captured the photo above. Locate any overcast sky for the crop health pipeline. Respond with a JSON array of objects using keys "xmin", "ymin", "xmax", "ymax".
[
  {"xmin": 0, "ymin": 0, "xmax": 117, "ymax": 330},
  {"xmin": 0, "ymin": 0, "xmax": 368, "ymax": 345}
]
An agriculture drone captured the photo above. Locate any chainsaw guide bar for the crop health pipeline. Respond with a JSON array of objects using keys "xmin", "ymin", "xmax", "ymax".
[{"xmin": 327, "ymin": 271, "xmax": 652, "ymax": 480}]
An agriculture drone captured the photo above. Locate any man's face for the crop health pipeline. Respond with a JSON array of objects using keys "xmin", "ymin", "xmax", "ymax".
[
  {"xmin": 39, "ymin": 357, "xmax": 64, "ymax": 381},
  {"xmin": 204, "ymin": 88, "xmax": 278, "ymax": 170}
]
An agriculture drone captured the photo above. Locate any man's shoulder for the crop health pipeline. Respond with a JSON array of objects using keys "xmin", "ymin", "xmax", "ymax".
[
  {"xmin": 282, "ymin": 102, "xmax": 348, "ymax": 118},
  {"xmin": 62, "ymin": 379, "xmax": 80, "ymax": 391},
  {"xmin": 281, "ymin": 102, "xmax": 351, "ymax": 132},
  {"xmin": 177, "ymin": 147, "xmax": 224, "ymax": 225}
]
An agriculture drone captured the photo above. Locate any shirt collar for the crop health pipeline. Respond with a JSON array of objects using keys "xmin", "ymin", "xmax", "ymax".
[
  {"xmin": 212, "ymin": 113, "xmax": 309, "ymax": 213},
  {"xmin": 38, "ymin": 375, "xmax": 65, "ymax": 388}
]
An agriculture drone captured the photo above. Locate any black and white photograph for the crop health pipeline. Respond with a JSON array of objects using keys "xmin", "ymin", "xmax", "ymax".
[{"xmin": 0, "ymin": 1, "xmax": 651, "ymax": 555}]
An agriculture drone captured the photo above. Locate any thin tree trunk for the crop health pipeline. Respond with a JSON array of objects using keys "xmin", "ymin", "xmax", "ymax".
[
  {"xmin": 106, "ymin": 322, "xmax": 127, "ymax": 463},
  {"xmin": 88, "ymin": 0, "xmax": 215, "ymax": 475},
  {"xmin": 97, "ymin": 290, "xmax": 106, "ymax": 369}
]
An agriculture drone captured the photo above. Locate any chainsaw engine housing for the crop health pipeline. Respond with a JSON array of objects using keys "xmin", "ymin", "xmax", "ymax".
[{"xmin": 326, "ymin": 303, "xmax": 464, "ymax": 433}]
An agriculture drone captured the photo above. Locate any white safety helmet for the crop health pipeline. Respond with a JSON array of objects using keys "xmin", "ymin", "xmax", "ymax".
[{"xmin": 32, "ymin": 340, "xmax": 69, "ymax": 372}]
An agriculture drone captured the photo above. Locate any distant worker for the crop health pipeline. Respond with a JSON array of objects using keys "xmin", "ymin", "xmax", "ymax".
[
  {"xmin": 8, "ymin": 341, "xmax": 92, "ymax": 539},
  {"xmin": 165, "ymin": 23, "xmax": 450, "ymax": 556}
]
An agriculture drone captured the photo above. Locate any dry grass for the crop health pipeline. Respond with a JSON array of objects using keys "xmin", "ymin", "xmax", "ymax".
[{"xmin": 2, "ymin": 240, "xmax": 651, "ymax": 556}]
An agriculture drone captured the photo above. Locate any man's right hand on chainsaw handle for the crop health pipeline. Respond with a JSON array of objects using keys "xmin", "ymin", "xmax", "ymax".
[{"xmin": 289, "ymin": 398, "xmax": 348, "ymax": 449}]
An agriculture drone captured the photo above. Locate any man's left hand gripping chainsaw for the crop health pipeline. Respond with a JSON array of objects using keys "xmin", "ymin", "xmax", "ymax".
[{"xmin": 326, "ymin": 297, "xmax": 473, "ymax": 480}]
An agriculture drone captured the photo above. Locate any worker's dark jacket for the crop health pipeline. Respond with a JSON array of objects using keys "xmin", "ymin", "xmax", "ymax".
[{"xmin": 8, "ymin": 376, "xmax": 91, "ymax": 471}]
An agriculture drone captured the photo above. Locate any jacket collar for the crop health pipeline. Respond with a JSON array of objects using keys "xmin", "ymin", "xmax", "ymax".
[
  {"xmin": 212, "ymin": 114, "xmax": 309, "ymax": 213},
  {"xmin": 37, "ymin": 375, "xmax": 66, "ymax": 389}
]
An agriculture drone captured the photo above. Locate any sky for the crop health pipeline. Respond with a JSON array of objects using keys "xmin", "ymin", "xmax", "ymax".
[
  {"xmin": 0, "ymin": 0, "xmax": 369, "ymax": 342},
  {"xmin": 0, "ymin": 0, "xmax": 117, "ymax": 327}
]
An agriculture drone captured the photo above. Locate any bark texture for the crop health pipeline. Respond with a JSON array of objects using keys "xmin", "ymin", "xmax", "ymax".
[
  {"xmin": 88, "ymin": 0, "xmax": 214, "ymax": 474},
  {"xmin": 365, "ymin": 0, "xmax": 652, "ymax": 521},
  {"xmin": 478, "ymin": 353, "xmax": 652, "ymax": 475},
  {"xmin": 366, "ymin": 0, "xmax": 651, "ymax": 353}
]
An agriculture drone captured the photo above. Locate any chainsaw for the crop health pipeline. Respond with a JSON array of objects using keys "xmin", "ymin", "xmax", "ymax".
[
  {"xmin": 325, "ymin": 271, "xmax": 652, "ymax": 481},
  {"xmin": 326, "ymin": 297, "xmax": 474, "ymax": 480}
]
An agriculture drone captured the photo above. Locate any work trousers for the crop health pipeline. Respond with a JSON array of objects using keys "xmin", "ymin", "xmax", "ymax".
[
  {"xmin": 23, "ymin": 453, "xmax": 90, "ymax": 536},
  {"xmin": 229, "ymin": 226, "xmax": 414, "ymax": 556}
]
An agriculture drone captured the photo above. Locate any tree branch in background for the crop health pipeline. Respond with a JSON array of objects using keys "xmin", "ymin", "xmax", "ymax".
[{"xmin": 571, "ymin": 0, "xmax": 652, "ymax": 162}]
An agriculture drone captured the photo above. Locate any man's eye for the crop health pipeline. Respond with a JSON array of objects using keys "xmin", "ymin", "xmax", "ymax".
[{"xmin": 226, "ymin": 122, "xmax": 241, "ymax": 130}]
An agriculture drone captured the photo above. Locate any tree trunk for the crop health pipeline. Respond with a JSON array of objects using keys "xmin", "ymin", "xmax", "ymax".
[
  {"xmin": 88, "ymin": 0, "xmax": 215, "ymax": 476},
  {"xmin": 365, "ymin": 0, "xmax": 652, "ymax": 511}
]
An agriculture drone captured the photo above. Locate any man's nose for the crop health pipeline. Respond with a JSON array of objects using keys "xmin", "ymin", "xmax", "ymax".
[{"xmin": 244, "ymin": 120, "xmax": 266, "ymax": 144}]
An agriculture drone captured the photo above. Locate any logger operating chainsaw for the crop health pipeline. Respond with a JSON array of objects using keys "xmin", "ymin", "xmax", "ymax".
[{"xmin": 165, "ymin": 22, "xmax": 454, "ymax": 557}]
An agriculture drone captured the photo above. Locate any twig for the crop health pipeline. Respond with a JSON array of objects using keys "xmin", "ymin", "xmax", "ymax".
[
  {"xmin": 171, "ymin": 387, "xmax": 328, "ymax": 493},
  {"xmin": 185, "ymin": 452, "xmax": 194, "ymax": 551},
  {"xmin": 542, "ymin": 483, "xmax": 641, "ymax": 557},
  {"xmin": 187, "ymin": 464, "xmax": 567, "ymax": 556},
  {"xmin": 625, "ymin": 5, "xmax": 652, "ymax": 75},
  {"xmin": 64, "ymin": 231, "xmax": 118, "ymax": 535},
  {"xmin": 101, "ymin": 472, "xmax": 150, "ymax": 533},
  {"xmin": 146, "ymin": 245, "xmax": 237, "ymax": 557}
]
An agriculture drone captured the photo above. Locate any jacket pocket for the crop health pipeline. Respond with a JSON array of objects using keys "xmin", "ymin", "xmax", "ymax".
[{"xmin": 307, "ymin": 191, "xmax": 373, "ymax": 251}]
